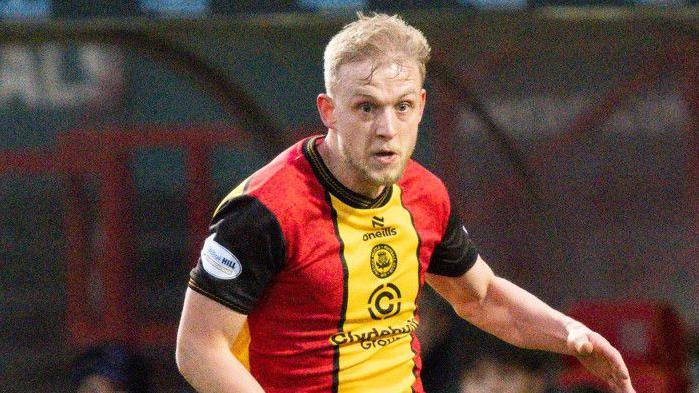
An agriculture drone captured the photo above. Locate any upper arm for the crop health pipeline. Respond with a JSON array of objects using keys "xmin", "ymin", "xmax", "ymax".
[
  {"xmin": 426, "ymin": 189, "xmax": 478, "ymax": 278},
  {"xmin": 426, "ymin": 256, "xmax": 495, "ymax": 316},
  {"xmin": 176, "ymin": 193, "xmax": 284, "ymax": 391},
  {"xmin": 178, "ymin": 194, "xmax": 283, "ymax": 367},
  {"xmin": 425, "ymin": 189, "xmax": 487, "ymax": 309},
  {"xmin": 176, "ymin": 288, "xmax": 247, "ymax": 366}
]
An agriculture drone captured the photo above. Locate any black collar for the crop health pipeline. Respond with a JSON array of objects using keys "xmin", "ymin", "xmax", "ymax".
[{"xmin": 303, "ymin": 136, "xmax": 393, "ymax": 209}]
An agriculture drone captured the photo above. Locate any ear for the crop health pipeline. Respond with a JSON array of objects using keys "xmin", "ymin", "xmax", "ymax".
[
  {"xmin": 317, "ymin": 93, "xmax": 335, "ymax": 130},
  {"xmin": 417, "ymin": 88, "xmax": 427, "ymax": 123}
]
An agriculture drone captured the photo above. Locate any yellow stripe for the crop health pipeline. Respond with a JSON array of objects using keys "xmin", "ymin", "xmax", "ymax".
[
  {"xmin": 330, "ymin": 186, "xmax": 419, "ymax": 393},
  {"xmin": 213, "ymin": 177, "xmax": 250, "ymax": 217},
  {"xmin": 209, "ymin": 178, "xmax": 252, "ymax": 369},
  {"xmin": 231, "ymin": 321, "xmax": 251, "ymax": 370}
]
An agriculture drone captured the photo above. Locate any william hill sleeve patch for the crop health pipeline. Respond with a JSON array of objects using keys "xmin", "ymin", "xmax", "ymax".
[{"xmin": 201, "ymin": 234, "xmax": 243, "ymax": 280}]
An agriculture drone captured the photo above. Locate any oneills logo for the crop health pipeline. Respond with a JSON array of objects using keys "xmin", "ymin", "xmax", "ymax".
[
  {"xmin": 329, "ymin": 318, "xmax": 418, "ymax": 350},
  {"xmin": 363, "ymin": 217, "xmax": 397, "ymax": 241}
]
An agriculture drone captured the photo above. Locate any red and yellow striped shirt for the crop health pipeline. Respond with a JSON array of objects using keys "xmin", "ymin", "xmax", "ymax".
[{"xmin": 189, "ymin": 136, "xmax": 478, "ymax": 393}]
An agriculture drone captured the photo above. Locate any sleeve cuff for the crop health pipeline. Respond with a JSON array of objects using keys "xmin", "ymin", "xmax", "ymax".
[{"xmin": 187, "ymin": 278, "xmax": 252, "ymax": 315}]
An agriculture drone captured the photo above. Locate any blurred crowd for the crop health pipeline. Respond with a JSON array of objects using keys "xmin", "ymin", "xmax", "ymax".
[{"xmin": 69, "ymin": 342, "xmax": 620, "ymax": 393}]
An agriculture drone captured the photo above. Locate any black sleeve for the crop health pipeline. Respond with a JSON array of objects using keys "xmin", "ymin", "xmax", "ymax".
[
  {"xmin": 188, "ymin": 195, "xmax": 285, "ymax": 314},
  {"xmin": 427, "ymin": 200, "xmax": 478, "ymax": 277}
]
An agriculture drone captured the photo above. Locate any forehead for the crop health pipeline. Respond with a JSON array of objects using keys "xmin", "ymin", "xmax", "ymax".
[{"xmin": 335, "ymin": 58, "xmax": 422, "ymax": 98}]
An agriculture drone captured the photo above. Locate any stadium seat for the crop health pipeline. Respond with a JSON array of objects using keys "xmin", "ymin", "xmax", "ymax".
[
  {"xmin": 560, "ymin": 364, "xmax": 690, "ymax": 393},
  {"xmin": 560, "ymin": 300, "xmax": 689, "ymax": 393},
  {"xmin": 564, "ymin": 300, "xmax": 688, "ymax": 367}
]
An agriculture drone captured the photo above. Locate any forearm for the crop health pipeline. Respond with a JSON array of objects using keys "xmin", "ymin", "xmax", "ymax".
[
  {"xmin": 458, "ymin": 276, "xmax": 580, "ymax": 355},
  {"xmin": 430, "ymin": 259, "xmax": 634, "ymax": 392},
  {"xmin": 177, "ymin": 341, "xmax": 264, "ymax": 393}
]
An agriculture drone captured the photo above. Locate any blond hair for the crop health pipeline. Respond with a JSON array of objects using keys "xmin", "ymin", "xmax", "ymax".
[{"xmin": 323, "ymin": 13, "xmax": 431, "ymax": 96}]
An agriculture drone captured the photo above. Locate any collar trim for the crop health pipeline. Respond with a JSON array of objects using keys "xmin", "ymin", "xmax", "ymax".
[{"xmin": 303, "ymin": 136, "xmax": 392, "ymax": 209}]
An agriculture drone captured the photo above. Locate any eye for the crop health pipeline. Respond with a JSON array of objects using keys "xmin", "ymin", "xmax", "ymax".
[
  {"xmin": 397, "ymin": 102, "xmax": 412, "ymax": 112},
  {"xmin": 359, "ymin": 103, "xmax": 373, "ymax": 113}
]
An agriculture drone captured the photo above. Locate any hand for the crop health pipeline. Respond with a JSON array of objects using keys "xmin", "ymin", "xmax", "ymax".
[{"xmin": 567, "ymin": 323, "xmax": 636, "ymax": 393}]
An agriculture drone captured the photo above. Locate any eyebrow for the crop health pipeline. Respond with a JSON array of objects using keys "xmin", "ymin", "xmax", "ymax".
[{"xmin": 350, "ymin": 89, "xmax": 419, "ymax": 100}]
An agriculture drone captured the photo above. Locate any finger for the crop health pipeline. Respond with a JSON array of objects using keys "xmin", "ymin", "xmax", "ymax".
[
  {"xmin": 588, "ymin": 333, "xmax": 630, "ymax": 379},
  {"xmin": 609, "ymin": 370, "xmax": 633, "ymax": 391},
  {"xmin": 610, "ymin": 376, "xmax": 636, "ymax": 393}
]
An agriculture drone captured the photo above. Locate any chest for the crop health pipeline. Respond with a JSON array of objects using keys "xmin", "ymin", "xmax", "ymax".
[{"xmin": 276, "ymin": 192, "xmax": 438, "ymax": 319}]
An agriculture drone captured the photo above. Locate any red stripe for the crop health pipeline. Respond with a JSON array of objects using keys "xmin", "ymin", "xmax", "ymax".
[{"xmin": 244, "ymin": 140, "xmax": 344, "ymax": 392}]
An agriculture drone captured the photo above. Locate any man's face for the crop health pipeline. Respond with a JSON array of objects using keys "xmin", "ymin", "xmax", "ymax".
[{"xmin": 326, "ymin": 59, "xmax": 426, "ymax": 190}]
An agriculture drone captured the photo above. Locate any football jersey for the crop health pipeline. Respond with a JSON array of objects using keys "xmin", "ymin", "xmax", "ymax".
[{"xmin": 188, "ymin": 136, "xmax": 478, "ymax": 393}]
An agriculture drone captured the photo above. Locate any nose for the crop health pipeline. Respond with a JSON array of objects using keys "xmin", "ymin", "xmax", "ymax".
[{"xmin": 375, "ymin": 108, "xmax": 399, "ymax": 139}]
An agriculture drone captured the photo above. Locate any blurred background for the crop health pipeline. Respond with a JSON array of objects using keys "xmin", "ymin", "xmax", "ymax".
[{"xmin": 0, "ymin": 0, "xmax": 696, "ymax": 392}]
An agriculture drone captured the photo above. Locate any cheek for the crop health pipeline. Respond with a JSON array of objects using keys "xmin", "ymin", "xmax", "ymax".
[{"xmin": 402, "ymin": 120, "xmax": 420, "ymax": 143}]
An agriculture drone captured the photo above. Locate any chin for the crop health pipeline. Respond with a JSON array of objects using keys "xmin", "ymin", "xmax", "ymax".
[{"xmin": 367, "ymin": 169, "xmax": 403, "ymax": 186}]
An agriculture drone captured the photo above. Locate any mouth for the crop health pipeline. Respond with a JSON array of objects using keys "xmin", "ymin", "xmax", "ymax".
[{"xmin": 371, "ymin": 150, "xmax": 399, "ymax": 164}]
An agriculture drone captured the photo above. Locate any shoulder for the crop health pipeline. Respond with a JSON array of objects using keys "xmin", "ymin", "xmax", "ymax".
[
  {"xmin": 246, "ymin": 139, "xmax": 313, "ymax": 199},
  {"xmin": 217, "ymin": 139, "xmax": 316, "ymax": 208},
  {"xmin": 397, "ymin": 160, "xmax": 450, "ymax": 205},
  {"xmin": 215, "ymin": 137, "xmax": 324, "ymax": 225},
  {"xmin": 397, "ymin": 160, "xmax": 453, "ymax": 234}
]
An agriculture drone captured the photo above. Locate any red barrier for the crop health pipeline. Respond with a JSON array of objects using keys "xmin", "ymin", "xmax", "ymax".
[
  {"xmin": 560, "ymin": 300, "xmax": 689, "ymax": 393},
  {"xmin": 566, "ymin": 301, "xmax": 688, "ymax": 367},
  {"xmin": 0, "ymin": 124, "xmax": 254, "ymax": 349},
  {"xmin": 561, "ymin": 364, "xmax": 690, "ymax": 393}
]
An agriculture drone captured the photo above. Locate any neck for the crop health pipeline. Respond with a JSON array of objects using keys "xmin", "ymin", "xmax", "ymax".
[{"xmin": 317, "ymin": 137, "xmax": 386, "ymax": 199}]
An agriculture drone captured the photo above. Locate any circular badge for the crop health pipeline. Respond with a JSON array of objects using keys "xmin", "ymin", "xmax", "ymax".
[{"xmin": 370, "ymin": 244, "xmax": 398, "ymax": 279}]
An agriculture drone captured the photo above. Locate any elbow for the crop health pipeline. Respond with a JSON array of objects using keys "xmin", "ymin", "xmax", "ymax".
[
  {"xmin": 175, "ymin": 341, "xmax": 188, "ymax": 377},
  {"xmin": 175, "ymin": 343, "xmax": 186, "ymax": 375},
  {"xmin": 175, "ymin": 335, "xmax": 196, "ymax": 380}
]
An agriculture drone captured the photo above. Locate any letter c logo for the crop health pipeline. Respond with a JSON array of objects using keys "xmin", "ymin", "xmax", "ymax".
[{"xmin": 367, "ymin": 283, "xmax": 402, "ymax": 320}]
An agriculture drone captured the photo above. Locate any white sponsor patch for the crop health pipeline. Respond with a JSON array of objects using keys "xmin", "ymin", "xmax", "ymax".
[{"xmin": 201, "ymin": 234, "xmax": 242, "ymax": 280}]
